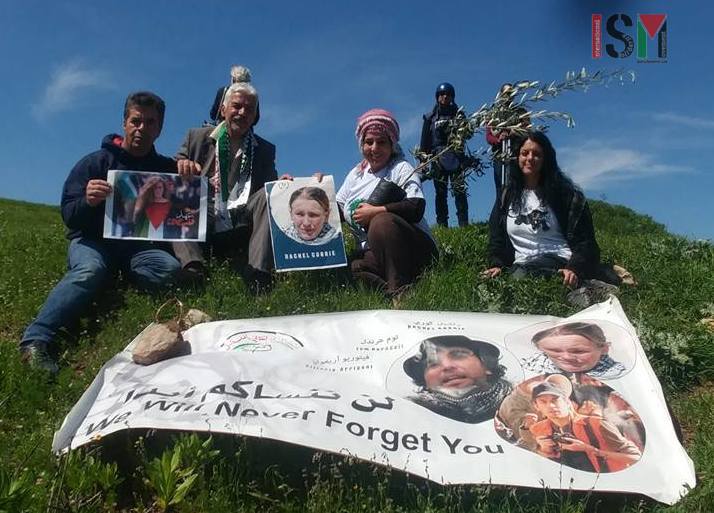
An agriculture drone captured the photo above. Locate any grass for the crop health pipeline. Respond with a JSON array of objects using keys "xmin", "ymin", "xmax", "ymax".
[{"xmin": 1, "ymin": 197, "xmax": 713, "ymax": 512}]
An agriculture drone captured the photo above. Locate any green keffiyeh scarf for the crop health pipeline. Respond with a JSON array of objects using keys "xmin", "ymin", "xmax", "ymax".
[{"xmin": 215, "ymin": 123, "xmax": 254, "ymax": 202}]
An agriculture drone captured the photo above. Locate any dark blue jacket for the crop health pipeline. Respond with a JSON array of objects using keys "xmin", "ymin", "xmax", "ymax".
[{"xmin": 61, "ymin": 134, "xmax": 176, "ymax": 240}]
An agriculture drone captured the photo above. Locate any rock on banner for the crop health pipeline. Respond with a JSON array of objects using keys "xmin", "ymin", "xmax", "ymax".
[{"xmin": 53, "ymin": 298, "xmax": 694, "ymax": 504}]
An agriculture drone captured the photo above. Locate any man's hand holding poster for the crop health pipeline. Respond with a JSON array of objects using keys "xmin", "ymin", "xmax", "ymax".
[{"xmin": 53, "ymin": 298, "xmax": 694, "ymax": 504}]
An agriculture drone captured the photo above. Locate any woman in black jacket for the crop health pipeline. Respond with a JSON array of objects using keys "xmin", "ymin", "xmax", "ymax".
[{"xmin": 483, "ymin": 130, "xmax": 600, "ymax": 288}]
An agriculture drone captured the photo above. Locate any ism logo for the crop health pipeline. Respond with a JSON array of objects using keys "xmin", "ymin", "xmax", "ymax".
[{"xmin": 592, "ymin": 13, "xmax": 667, "ymax": 62}]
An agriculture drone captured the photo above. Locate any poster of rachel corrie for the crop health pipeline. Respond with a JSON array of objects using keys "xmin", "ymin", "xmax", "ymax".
[
  {"xmin": 103, "ymin": 170, "xmax": 208, "ymax": 242},
  {"xmin": 53, "ymin": 298, "xmax": 694, "ymax": 505},
  {"xmin": 265, "ymin": 176, "xmax": 347, "ymax": 271}
]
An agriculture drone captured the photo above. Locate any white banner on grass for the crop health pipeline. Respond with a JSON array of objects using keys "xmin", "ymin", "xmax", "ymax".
[{"xmin": 53, "ymin": 298, "xmax": 694, "ymax": 504}]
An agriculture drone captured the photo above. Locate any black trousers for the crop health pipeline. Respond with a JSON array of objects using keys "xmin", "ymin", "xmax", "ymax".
[{"xmin": 434, "ymin": 169, "xmax": 468, "ymax": 227}]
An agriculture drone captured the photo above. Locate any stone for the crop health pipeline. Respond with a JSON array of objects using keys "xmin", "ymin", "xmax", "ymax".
[
  {"xmin": 132, "ymin": 321, "xmax": 190, "ymax": 365},
  {"xmin": 183, "ymin": 309, "xmax": 212, "ymax": 329},
  {"xmin": 613, "ymin": 265, "xmax": 637, "ymax": 286}
]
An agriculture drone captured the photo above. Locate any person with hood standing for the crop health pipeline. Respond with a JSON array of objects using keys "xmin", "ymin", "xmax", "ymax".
[{"xmin": 419, "ymin": 82, "xmax": 469, "ymax": 227}]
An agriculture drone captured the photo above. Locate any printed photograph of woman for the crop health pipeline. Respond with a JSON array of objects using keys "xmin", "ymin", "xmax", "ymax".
[
  {"xmin": 265, "ymin": 176, "xmax": 347, "ymax": 271},
  {"xmin": 104, "ymin": 170, "xmax": 207, "ymax": 242},
  {"xmin": 283, "ymin": 186, "xmax": 338, "ymax": 245}
]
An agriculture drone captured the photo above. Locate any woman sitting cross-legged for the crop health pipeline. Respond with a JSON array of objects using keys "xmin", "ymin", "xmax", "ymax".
[
  {"xmin": 483, "ymin": 130, "xmax": 616, "ymax": 299},
  {"xmin": 322, "ymin": 108, "xmax": 438, "ymax": 296}
]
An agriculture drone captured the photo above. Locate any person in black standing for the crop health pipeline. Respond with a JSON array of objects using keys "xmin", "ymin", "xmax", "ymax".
[{"xmin": 419, "ymin": 82, "xmax": 469, "ymax": 227}]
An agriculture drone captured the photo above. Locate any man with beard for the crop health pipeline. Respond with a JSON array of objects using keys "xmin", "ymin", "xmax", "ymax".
[
  {"xmin": 173, "ymin": 67, "xmax": 282, "ymax": 293},
  {"xmin": 403, "ymin": 335, "xmax": 512, "ymax": 423},
  {"xmin": 419, "ymin": 82, "xmax": 469, "ymax": 227}
]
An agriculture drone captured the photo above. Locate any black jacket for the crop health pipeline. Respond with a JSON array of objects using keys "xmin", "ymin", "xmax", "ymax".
[
  {"xmin": 419, "ymin": 103, "xmax": 460, "ymax": 154},
  {"xmin": 61, "ymin": 134, "xmax": 176, "ymax": 241},
  {"xmin": 487, "ymin": 186, "xmax": 600, "ymax": 278}
]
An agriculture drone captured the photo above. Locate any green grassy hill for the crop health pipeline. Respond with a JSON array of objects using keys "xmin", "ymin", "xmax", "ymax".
[{"xmin": 1, "ymin": 197, "xmax": 713, "ymax": 512}]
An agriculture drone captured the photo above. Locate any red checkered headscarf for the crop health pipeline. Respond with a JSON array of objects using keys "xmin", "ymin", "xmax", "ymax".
[{"xmin": 355, "ymin": 108, "xmax": 400, "ymax": 146}]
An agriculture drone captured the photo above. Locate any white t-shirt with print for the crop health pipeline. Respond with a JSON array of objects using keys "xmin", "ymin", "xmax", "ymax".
[
  {"xmin": 506, "ymin": 189, "xmax": 572, "ymax": 264},
  {"xmin": 336, "ymin": 159, "xmax": 433, "ymax": 250}
]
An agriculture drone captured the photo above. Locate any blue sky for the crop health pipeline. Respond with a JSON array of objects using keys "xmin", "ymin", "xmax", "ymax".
[{"xmin": 2, "ymin": 0, "xmax": 712, "ymax": 241}]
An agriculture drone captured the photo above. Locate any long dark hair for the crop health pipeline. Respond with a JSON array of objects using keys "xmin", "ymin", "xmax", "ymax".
[{"xmin": 505, "ymin": 130, "xmax": 576, "ymax": 213}]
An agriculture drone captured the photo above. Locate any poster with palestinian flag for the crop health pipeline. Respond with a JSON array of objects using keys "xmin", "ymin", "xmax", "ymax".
[{"xmin": 104, "ymin": 170, "xmax": 208, "ymax": 242}]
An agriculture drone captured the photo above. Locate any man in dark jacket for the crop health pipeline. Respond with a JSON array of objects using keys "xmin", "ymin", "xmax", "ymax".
[
  {"xmin": 174, "ymin": 71, "xmax": 280, "ymax": 294},
  {"xmin": 20, "ymin": 91, "xmax": 181, "ymax": 375},
  {"xmin": 419, "ymin": 82, "xmax": 469, "ymax": 227}
]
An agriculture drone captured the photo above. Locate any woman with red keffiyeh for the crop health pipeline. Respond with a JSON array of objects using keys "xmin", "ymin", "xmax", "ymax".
[{"xmin": 323, "ymin": 109, "xmax": 438, "ymax": 297}]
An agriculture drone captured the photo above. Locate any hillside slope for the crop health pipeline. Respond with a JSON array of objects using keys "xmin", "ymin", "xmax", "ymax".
[{"xmin": 0, "ymin": 197, "xmax": 712, "ymax": 512}]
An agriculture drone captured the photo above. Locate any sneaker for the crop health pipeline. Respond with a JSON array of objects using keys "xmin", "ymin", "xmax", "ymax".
[
  {"xmin": 20, "ymin": 341, "xmax": 59, "ymax": 377},
  {"xmin": 566, "ymin": 279, "xmax": 619, "ymax": 308},
  {"xmin": 566, "ymin": 286, "xmax": 591, "ymax": 309},
  {"xmin": 584, "ymin": 279, "xmax": 619, "ymax": 302},
  {"xmin": 388, "ymin": 283, "xmax": 413, "ymax": 308}
]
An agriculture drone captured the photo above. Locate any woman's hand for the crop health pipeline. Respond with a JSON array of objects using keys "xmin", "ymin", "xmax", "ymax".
[
  {"xmin": 482, "ymin": 267, "xmax": 502, "ymax": 279},
  {"xmin": 353, "ymin": 203, "xmax": 386, "ymax": 227},
  {"xmin": 134, "ymin": 176, "xmax": 162, "ymax": 217},
  {"xmin": 177, "ymin": 159, "xmax": 201, "ymax": 178},
  {"xmin": 278, "ymin": 173, "xmax": 293, "ymax": 181},
  {"xmin": 558, "ymin": 268, "xmax": 579, "ymax": 288}
]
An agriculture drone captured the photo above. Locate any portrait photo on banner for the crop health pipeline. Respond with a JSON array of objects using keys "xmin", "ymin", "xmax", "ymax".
[
  {"xmin": 265, "ymin": 176, "xmax": 347, "ymax": 271},
  {"xmin": 493, "ymin": 372, "xmax": 645, "ymax": 474},
  {"xmin": 386, "ymin": 334, "xmax": 523, "ymax": 425},
  {"xmin": 104, "ymin": 170, "xmax": 208, "ymax": 242},
  {"xmin": 503, "ymin": 318, "xmax": 638, "ymax": 380}
]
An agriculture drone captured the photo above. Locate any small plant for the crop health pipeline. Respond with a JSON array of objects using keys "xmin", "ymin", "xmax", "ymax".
[
  {"xmin": 48, "ymin": 450, "xmax": 122, "ymax": 513},
  {"xmin": 0, "ymin": 466, "xmax": 33, "ymax": 513},
  {"xmin": 144, "ymin": 443, "xmax": 199, "ymax": 512},
  {"xmin": 173, "ymin": 433, "xmax": 219, "ymax": 469}
]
